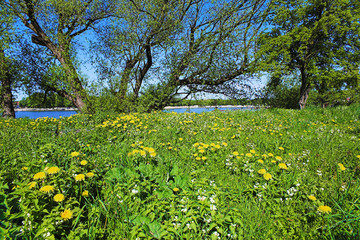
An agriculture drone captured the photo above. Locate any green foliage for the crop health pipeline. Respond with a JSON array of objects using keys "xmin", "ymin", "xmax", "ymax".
[
  {"xmin": 1, "ymin": 106, "xmax": 360, "ymax": 238},
  {"xmin": 20, "ymin": 92, "xmax": 74, "ymax": 108}
]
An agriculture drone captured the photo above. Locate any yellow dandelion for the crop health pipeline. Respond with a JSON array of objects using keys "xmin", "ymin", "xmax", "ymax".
[
  {"xmin": 222, "ymin": 142, "xmax": 228, "ymax": 146},
  {"xmin": 70, "ymin": 152, "xmax": 80, "ymax": 157},
  {"xmin": 28, "ymin": 182, "xmax": 37, "ymax": 189},
  {"xmin": 250, "ymin": 149, "xmax": 256, "ymax": 154},
  {"xmin": 179, "ymin": 138, "xmax": 183, "ymax": 141},
  {"xmin": 275, "ymin": 156, "xmax": 282, "ymax": 161},
  {"xmin": 150, "ymin": 152, "xmax": 157, "ymax": 157},
  {"xmin": 356, "ymin": 155, "xmax": 360, "ymax": 159},
  {"xmin": 54, "ymin": 194, "xmax": 65, "ymax": 202},
  {"xmin": 196, "ymin": 157, "xmax": 201, "ymax": 160},
  {"xmin": 140, "ymin": 150, "xmax": 146, "ymax": 156},
  {"xmin": 246, "ymin": 153, "xmax": 253, "ymax": 157},
  {"xmin": 258, "ymin": 159, "xmax": 264, "ymax": 164},
  {"xmin": 60, "ymin": 209, "xmax": 73, "ymax": 221},
  {"xmin": 86, "ymin": 172, "xmax": 94, "ymax": 178},
  {"xmin": 22, "ymin": 167, "xmax": 28, "ymax": 171},
  {"xmin": 308, "ymin": 195, "xmax": 316, "ymax": 201},
  {"xmin": 173, "ymin": 187, "xmax": 179, "ymax": 192},
  {"xmin": 278, "ymin": 147, "xmax": 284, "ymax": 151},
  {"xmin": 82, "ymin": 190, "xmax": 89, "ymax": 197},
  {"xmin": 74, "ymin": 174, "xmax": 85, "ymax": 182},
  {"xmin": 199, "ymin": 149, "xmax": 205, "ymax": 153},
  {"xmin": 215, "ymin": 144, "xmax": 221, "ymax": 149},
  {"xmin": 258, "ymin": 169, "xmax": 267, "ymax": 175},
  {"xmin": 278, "ymin": 163, "xmax": 288, "ymax": 170},
  {"xmin": 264, "ymin": 173, "xmax": 272, "ymax": 180},
  {"xmin": 338, "ymin": 163, "xmax": 346, "ymax": 171},
  {"xmin": 318, "ymin": 205, "xmax": 332, "ymax": 214},
  {"xmin": 47, "ymin": 166, "xmax": 60, "ymax": 174},
  {"xmin": 33, "ymin": 172, "xmax": 46, "ymax": 180},
  {"xmin": 202, "ymin": 156, "xmax": 207, "ymax": 160},
  {"xmin": 233, "ymin": 151, "xmax": 239, "ymax": 156},
  {"xmin": 80, "ymin": 160, "xmax": 88, "ymax": 166},
  {"xmin": 268, "ymin": 153, "xmax": 274, "ymax": 157},
  {"xmin": 39, "ymin": 185, "xmax": 54, "ymax": 193}
]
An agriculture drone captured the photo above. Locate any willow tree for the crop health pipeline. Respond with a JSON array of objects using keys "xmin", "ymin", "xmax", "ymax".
[
  {"xmin": 0, "ymin": 4, "xmax": 16, "ymax": 118},
  {"xmin": 4, "ymin": 0, "xmax": 115, "ymax": 112},
  {"xmin": 258, "ymin": 0, "xmax": 360, "ymax": 109},
  {"xmin": 93, "ymin": 0, "xmax": 270, "ymax": 112}
]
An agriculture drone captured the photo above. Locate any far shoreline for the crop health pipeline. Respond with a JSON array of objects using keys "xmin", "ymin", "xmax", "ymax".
[{"xmin": 15, "ymin": 105, "xmax": 261, "ymax": 112}]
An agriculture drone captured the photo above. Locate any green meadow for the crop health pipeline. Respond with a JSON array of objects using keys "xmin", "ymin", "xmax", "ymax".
[{"xmin": 1, "ymin": 105, "xmax": 360, "ymax": 239}]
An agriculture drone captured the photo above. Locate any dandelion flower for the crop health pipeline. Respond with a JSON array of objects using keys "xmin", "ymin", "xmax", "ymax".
[
  {"xmin": 140, "ymin": 150, "xmax": 146, "ymax": 157},
  {"xmin": 47, "ymin": 166, "xmax": 60, "ymax": 174},
  {"xmin": 250, "ymin": 149, "xmax": 256, "ymax": 154},
  {"xmin": 28, "ymin": 182, "xmax": 37, "ymax": 189},
  {"xmin": 258, "ymin": 169, "xmax": 267, "ymax": 175},
  {"xmin": 80, "ymin": 160, "xmax": 88, "ymax": 166},
  {"xmin": 22, "ymin": 167, "xmax": 28, "ymax": 171},
  {"xmin": 82, "ymin": 190, "xmax": 89, "ymax": 197},
  {"xmin": 279, "ymin": 163, "xmax": 288, "ymax": 170},
  {"xmin": 86, "ymin": 172, "xmax": 94, "ymax": 178},
  {"xmin": 318, "ymin": 205, "xmax": 331, "ymax": 213},
  {"xmin": 202, "ymin": 156, "xmax": 207, "ymax": 160},
  {"xmin": 40, "ymin": 185, "xmax": 54, "ymax": 193},
  {"xmin": 275, "ymin": 156, "xmax": 282, "ymax": 161},
  {"xmin": 60, "ymin": 209, "xmax": 73, "ymax": 221},
  {"xmin": 173, "ymin": 187, "xmax": 179, "ymax": 192},
  {"xmin": 338, "ymin": 163, "xmax": 346, "ymax": 171},
  {"xmin": 74, "ymin": 174, "xmax": 85, "ymax": 182},
  {"xmin": 70, "ymin": 152, "xmax": 80, "ymax": 157},
  {"xmin": 246, "ymin": 153, "xmax": 253, "ymax": 157},
  {"xmin": 233, "ymin": 151, "xmax": 239, "ymax": 156},
  {"xmin": 33, "ymin": 172, "xmax": 46, "ymax": 180},
  {"xmin": 308, "ymin": 195, "xmax": 316, "ymax": 201},
  {"xmin": 54, "ymin": 194, "xmax": 65, "ymax": 202},
  {"xmin": 278, "ymin": 147, "xmax": 284, "ymax": 151},
  {"xmin": 258, "ymin": 159, "xmax": 264, "ymax": 164},
  {"xmin": 268, "ymin": 153, "xmax": 274, "ymax": 157},
  {"xmin": 264, "ymin": 173, "xmax": 272, "ymax": 180},
  {"xmin": 357, "ymin": 155, "xmax": 360, "ymax": 159}
]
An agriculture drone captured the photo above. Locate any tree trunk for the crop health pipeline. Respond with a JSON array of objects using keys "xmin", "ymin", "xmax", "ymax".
[
  {"xmin": 118, "ymin": 59, "xmax": 137, "ymax": 99},
  {"xmin": 0, "ymin": 48, "xmax": 15, "ymax": 118},
  {"xmin": 299, "ymin": 67, "xmax": 310, "ymax": 109}
]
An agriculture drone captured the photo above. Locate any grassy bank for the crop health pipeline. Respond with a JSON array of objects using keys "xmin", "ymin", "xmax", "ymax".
[{"xmin": 1, "ymin": 105, "xmax": 360, "ymax": 239}]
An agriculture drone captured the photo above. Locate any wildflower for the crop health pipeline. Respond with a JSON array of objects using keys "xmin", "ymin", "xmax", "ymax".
[
  {"xmin": 140, "ymin": 150, "xmax": 146, "ymax": 156},
  {"xmin": 250, "ymin": 149, "xmax": 256, "ymax": 154},
  {"xmin": 33, "ymin": 172, "xmax": 46, "ymax": 180},
  {"xmin": 54, "ymin": 194, "xmax": 65, "ymax": 202},
  {"xmin": 246, "ymin": 153, "xmax": 253, "ymax": 157},
  {"xmin": 264, "ymin": 173, "xmax": 272, "ymax": 180},
  {"xmin": 47, "ymin": 167, "xmax": 60, "ymax": 174},
  {"xmin": 258, "ymin": 159, "xmax": 264, "ymax": 164},
  {"xmin": 210, "ymin": 204, "xmax": 217, "ymax": 211},
  {"xmin": 308, "ymin": 195, "xmax": 316, "ymax": 201},
  {"xmin": 80, "ymin": 160, "xmax": 88, "ymax": 166},
  {"xmin": 268, "ymin": 153, "xmax": 274, "ymax": 157},
  {"xmin": 279, "ymin": 147, "xmax": 284, "ymax": 151},
  {"xmin": 22, "ymin": 167, "xmax": 28, "ymax": 171},
  {"xmin": 40, "ymin": 185, "xmax": 54, "ymax": 193},
  {"xmin": 258, "ymin": 169, "xmax": 267, "ymax": 175},
  {"xmin": 82, "ymin": 190, "xmax": 89, "ymax": 197},
  {"xmin": 233, "ymin": 151, "xmax": 239, "ymax": 156},
  {"xmin": 222, "ymin": 142, "xmax": 228, "ymax": 146},
  {"xmin": 279, "ymin": 163, "xmax": 288, "ymax": 170},
  {"xmin": 318, "ymin": 205, "xmax": 332, "ymax": 214},
  {"xmin": 202, "ymin": 156, "xmax": 207, "ymax": 160},
  {"xmin": 173, "ymin": 187, "xmax": 179, "ymax": 192},
  {"xmin": 28, "ymin": 182, "xmax": 37, "ymax": 189},
  {"xmin": 86, "ymin": 172, "xmax": 94, "ymax": 178},
  {"xmin": 70, "ymin": 152, "xmax": 80, "ymax": 157},
  {"xmin": 275, "ymin": 156, "xmax": 282, "ymax": 161},
  {"xmin": 179, "ymin": 138, "xmax": 183, "ymax": 141},
  {"xmin": 199, "ymin": 149, "xmax": 205, "ymax": 153},
  {"xmin": 74, "ymin": 174, "xmax": 85, "ymax": 181},
  {"xmin": 357, "ymin": 155, "xmax": 360, "ymax": 159},
  {"xmin": 338, "ymin": 163, "xmax": 346, "ymax": 171},
  {"xmin": 60, "ymin": 209, "xmax": 73, "ymax": 221}
]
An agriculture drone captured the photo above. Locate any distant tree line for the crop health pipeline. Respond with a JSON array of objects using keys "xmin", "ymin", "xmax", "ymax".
[{"xmin": 1, "ymin": 0, "xmax": 359, "ymax": 118}]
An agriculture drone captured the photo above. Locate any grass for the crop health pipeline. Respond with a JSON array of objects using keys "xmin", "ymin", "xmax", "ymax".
[{"xmin": 0, "ymin": 104, "xmax": 360, "ymax": 239}]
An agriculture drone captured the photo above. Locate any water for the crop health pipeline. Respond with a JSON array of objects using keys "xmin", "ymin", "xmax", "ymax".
[
  {"xmin": 16, "ymin": 111, "xmax": 77, "ymax": 119},
  {"xmin": 15, "ymin": 107, "xmax": 254, "ymax": 119}
]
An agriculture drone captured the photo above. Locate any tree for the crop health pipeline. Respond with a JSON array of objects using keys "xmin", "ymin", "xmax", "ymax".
[
  {"xmin": 258, "ymin": 0, "xmax": 360, "ymax": 109},
  {"xmin": 92, "ymin": 0, "xmax": 270, "ymax": 112},
  {"xmin": 5, "ymin": 0, "xmax": 115, "ymax": 113},
  {"xmin": 0, "ymin": 4, "xmax": 16, "ymax": 118}
]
